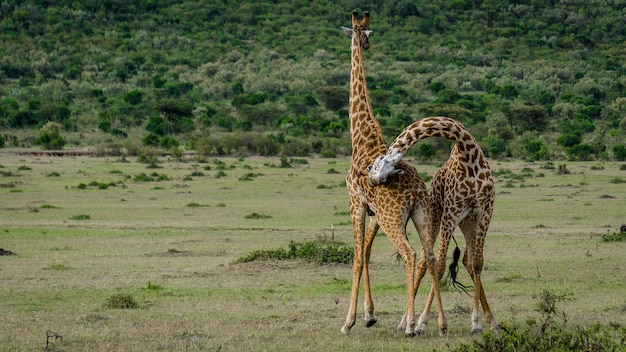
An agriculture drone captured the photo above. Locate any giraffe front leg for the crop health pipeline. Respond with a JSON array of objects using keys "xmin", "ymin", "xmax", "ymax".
[
  {"xmin": 341, "ymin": 210, "xmax": 366, "ymax": 335},
  {"xmin": 362, "ymin": 219, "xmax": 379, "ymax": 328},
  {"xmin": 341, "ymin": 247, "xmax": 363, "ymax": 335}
]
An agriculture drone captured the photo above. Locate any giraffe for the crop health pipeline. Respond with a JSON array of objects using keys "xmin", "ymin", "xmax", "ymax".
[
  {"xmin": 367, "ymin": 116, "xmax": 500, "ymax": 334},
  {"xmin": 340, "ymin": 11, "xmax": 446, "ymax": 337}
]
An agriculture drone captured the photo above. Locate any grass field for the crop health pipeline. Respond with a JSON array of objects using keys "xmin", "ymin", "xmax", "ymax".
[{"xmin": 1, "ymin": 151, "xmax": 625, "ymax": 351}]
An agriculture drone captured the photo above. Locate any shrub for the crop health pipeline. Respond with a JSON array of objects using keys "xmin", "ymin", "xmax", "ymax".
[
  {"xmin": 133, "ymin": 173, "xmax": 154, "ymax": 182},
  {"xmin": 601, "ymin": 230, "xmax": 626, "ymax": 242},
  {"xmin": 565, "ymin": 144, "xmax": 595, "ymax": 161},
  {"xmin": 613, "ymin": 145, "xmax": 626, "ymax": 161},
  {"xmin": 453, "ymin": 289, "xmax": 625, "ymax": 352},
  {"xmin": 123, "ymin": 89, "xmax": 143, "ymax": 105},
  {"xmin": 36, "ymin": 122, "xmax": 66, "ymax": 150},
  {"xmin": 234, "ymin": 238, "xmax": 353, "ymax": 264},
  {"xmin": 104, "ymin": 293, "xmax": 138, "ymax": 309},
  {"xmin": 244, "ymin": 212, "xmax": 271, "ymax": 219},
  {"xmin": 70, "ymin": 214, "xmax": 90, "ymax": 220}
]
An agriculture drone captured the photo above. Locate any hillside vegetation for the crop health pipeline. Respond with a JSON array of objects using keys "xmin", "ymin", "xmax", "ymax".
[{"xmin": 1, "ymin": 0, "xmax": 625, "ymax": 160}]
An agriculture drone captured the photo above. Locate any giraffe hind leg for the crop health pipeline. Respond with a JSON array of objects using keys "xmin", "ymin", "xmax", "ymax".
[
  {"xmin": 379, "ymin": 222, "xmax": 418, "ymax": 337},
  {"xmin": 412, "ymin": 208, "xmax": 447, "ymax": 337}
]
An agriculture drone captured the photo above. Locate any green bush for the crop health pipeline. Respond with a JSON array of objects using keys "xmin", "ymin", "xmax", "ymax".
[
  {"xmin": 36, "ymin": 122, "xmax": 66, "ymax": 150},
  {"xmin": 453, "ymin": 289, "xmax": 625, "ymax": 352},
  {"xmin": 613, "ymin": 145, "xmax": 626, "ymax": 161},
  {"xmin": 235, "ymin": 238, "xmax": 353, "ymax": 265},
  {"xmin": 104, "ymin": 293, "xmax": 138, "ymax": 309}
]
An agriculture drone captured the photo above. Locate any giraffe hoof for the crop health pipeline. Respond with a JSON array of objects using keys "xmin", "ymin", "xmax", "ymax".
[
  {"xmin": 439, "ymin": 327, "xmax": 448, "ymax": 337},
  {"xmin": 365, "ymin": 317, "xmax": 378, "ymax": 328},
  {"xmin": 414, "ymin": 328, "xmax": 426, "ymax": 336},
  {"xmin": 471, "ymin": 328, "xmax": 483, "ymax": 335}
]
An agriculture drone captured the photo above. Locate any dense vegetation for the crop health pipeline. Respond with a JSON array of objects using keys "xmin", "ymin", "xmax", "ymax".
[{"xmin": 1, "ymin": 0, "xmax": 625, "ymax": 160}]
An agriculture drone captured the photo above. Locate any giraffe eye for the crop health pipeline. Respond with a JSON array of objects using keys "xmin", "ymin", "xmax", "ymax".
[{"xmin": 367, "ymin": 165, "xmax": 372, "ymax": 172}]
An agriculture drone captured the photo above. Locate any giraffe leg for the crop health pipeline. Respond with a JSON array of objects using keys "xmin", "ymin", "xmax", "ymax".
[
  {"xmin": 362, "ymin": 218, "xmax": 379, "ymax": 327},
  {"xmin": 381, "ymin": 223, "xmax": 418, "ymax": 336},
  {"xmin": 460, "ymin": 217, "xmax": 498, "ymax": 334},
  {"xmin": 400, "ymin": 243, "xmax": 418, "ymax": 336},
  {"xmin": 341, "ymin": 208, "xmax": 367, "ymax": 335},
  {"xmin": 419, "ymin": 219, "xmax": 454, "ymax": 336},
  {"xmin": 467, "ymin": 246, "xmax": 484, "ymax": 334},
  {"xmin": 463, "ymin": 242, "xmax": 499, "ymax": 333},
  {"xmin": 413, "ymin": 207, "xmax": 447, "ymax": 336},
  {"xmin": 415, "ymin": 249, "xmax": 432, "ymax": 335}
]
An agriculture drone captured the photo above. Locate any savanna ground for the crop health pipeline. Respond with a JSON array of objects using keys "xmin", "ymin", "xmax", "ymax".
[{"xmin": 1, "ymin": 151, "xmax": 625, "ymax": 351}]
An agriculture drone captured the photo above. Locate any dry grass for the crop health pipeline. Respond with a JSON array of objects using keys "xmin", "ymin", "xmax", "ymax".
[{"xmin": 1, "ymin": 153, "xmax": 625, "ymax": 351}]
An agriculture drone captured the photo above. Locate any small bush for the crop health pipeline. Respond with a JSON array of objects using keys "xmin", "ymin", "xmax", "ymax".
[
  {"xmin": 104, "ymin": 293, "xmax": 138, "ymax": 309},
  {"xmin": 609, "ymin": 177, "xmax": 625, "ymax": 184},
  {"xmin": 36, "ymin": 122, "xmax": 66, "ymax": 150},
  {"xmin": 235, "ymin": 238, "xmax": 353, "ymax": 264},
  {"xmin": 244, "ymin": 212, "xmax": 271, "ymax": 219},
  {"xmin": 238, "ymin": 172, "xmax": 261, "ymax": 181},
  {"xmin": 143, "ymin": 281, "xmax": 163, "ymax": 291},
  {"xmin": 133, "ymin": 173, "xmax": 154, "ymax": 182},
  {"xmin": 46, "ymin": 171, "xmax": 60, "ymax": 177},
  {"xmin": 453, "ymin": 289, "xmax": 625, "ymax": 352},
  {"xmin": 70, "ymin": 214, "xmax": 91, "ymax": 220},
  {"xmin": 279, "ymin": 157, "xmax": 292, "ymax": 168},
  {"xmin": 556, "ymin": 164, "xmax": 570, "ymax": 175},
  {"xmin": 601, "ymin": 230, "xmax": 626, "ymax": 242}
]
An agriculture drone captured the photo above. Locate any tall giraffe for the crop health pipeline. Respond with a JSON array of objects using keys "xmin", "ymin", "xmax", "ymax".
[
  {"xmin": 367, "ymin": 116, "xmax": 500, "ymax": 334},
  {"xmin": 340, "ymin": 11, "xmax": 446, "ymax": 336}
]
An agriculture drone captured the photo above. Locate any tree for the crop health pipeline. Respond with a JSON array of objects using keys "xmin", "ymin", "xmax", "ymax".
[
  {"xmin": 508, "ymin": 103, "xmax": 549, "ymax": 133},
  {"xmin": 124, "ymin": 89, "xmax": 144, "ymax": 105},
  {"xmin": 36, "ymin": 122, "xmax": 66, "ymax": 150},
  {"xmin": 613, "ymin": 145, "xmax": 626, "ymax": 161},
  {"xmin": 566, "ymin": 144, "xmax": 595, "ymax": 161},
  {"xmin": 154, "ymin": 99, "xmax": 194, "ymax": 134}
]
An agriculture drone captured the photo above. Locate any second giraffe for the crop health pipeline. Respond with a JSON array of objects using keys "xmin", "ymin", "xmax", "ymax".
[{"xmin": 368, "ymin": 116, "xmax": 500, "ymax": 334}]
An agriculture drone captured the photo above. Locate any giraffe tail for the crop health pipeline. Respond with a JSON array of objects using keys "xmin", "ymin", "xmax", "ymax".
[{"xmin": 446, "ymin": 237, "xmax": 473, "ymax": 296}]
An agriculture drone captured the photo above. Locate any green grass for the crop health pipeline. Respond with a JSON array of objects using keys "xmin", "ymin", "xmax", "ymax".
[{"xmin": 0, "ymin": 153, "xmax": 625, "ymax": 351}]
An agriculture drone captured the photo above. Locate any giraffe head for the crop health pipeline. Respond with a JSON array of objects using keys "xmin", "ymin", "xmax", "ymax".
[
  {"xmin": 341, "ymin": 11, "xmax": 372, "ymax": 50},
  {"xmin": 367, "ymin": 152, "xmax": 404, "ymax": 186}
]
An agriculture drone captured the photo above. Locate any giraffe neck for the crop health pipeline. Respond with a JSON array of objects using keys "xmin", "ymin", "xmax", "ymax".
[
  {"xmin": 349, "ymin": 35, "xmax": 386, "ymax": 163},
  {"xmin": 387, "ymin": 117, "xmax": 484, "ymax": 165}
]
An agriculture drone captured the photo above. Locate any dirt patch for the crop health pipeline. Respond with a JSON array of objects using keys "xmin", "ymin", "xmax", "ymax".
[{"xmin": 146, "ymin": 249, "xmax": 227, "ymax": 257}]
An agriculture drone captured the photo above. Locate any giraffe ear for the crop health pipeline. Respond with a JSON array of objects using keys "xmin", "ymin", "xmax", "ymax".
[
  {"xmin": 391, "ymin": 168, "xmax": 404, "ymax": 176},
  {"xmin": 342, "ymin": 27, "xmax": 353, "ymax": 37}
]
